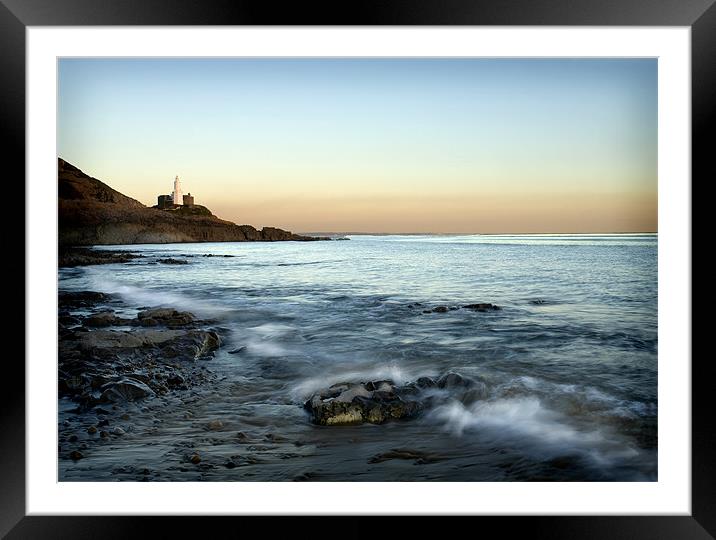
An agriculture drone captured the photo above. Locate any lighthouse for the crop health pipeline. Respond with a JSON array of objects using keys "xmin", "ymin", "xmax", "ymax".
[{"xmin": 171, "ymin": 175, "xmax": 183, "ymax": 205}]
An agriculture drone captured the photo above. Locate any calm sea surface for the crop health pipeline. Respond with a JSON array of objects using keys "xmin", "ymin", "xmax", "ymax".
[{"xmin": 59, "ymin": 234, "xmax": 658, "ymax": 481}]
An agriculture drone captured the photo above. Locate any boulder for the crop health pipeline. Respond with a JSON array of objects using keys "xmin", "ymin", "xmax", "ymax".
[
  {"xmin": 58, "ymin": 290, "xmax": 113, "ymax": 309},
  {"xmin": 137, "ymin": 308, "xmax": 195, "ymax": 327},
  {"xmin": 462, "ymin": 303, "xmax": 501, "ymax": 312},
  {"xmin": 436, "ymin": 372, "xmax": 489, "ymax": 403},
  {"xmin": 159, "ymin": 330, "xmax": 221, "ymax": 360},
  {"xmin": 100, "ymin": 378, "xmax": 155, "ymax": 402},
  {"xmin": 304, "ymin": 381, "xmax": 422, "ymax": 426},
  {"xmin": 84, "ymin": 312, "xmax": 118, "ymax": 327},
  {"xmin": 76, "ymin": 330, "xmax": 145, "ymax": 350}
]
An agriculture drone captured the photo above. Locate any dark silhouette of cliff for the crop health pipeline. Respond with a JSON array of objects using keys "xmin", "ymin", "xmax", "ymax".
[{"xmin": 58, "ymin": 158, "xmax": 324, "ymax": 246}]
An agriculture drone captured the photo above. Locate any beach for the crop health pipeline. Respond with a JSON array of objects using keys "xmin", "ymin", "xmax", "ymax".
[{"xmin": 58, "ymin": 234, "xmax": 657, "ymax": 481}]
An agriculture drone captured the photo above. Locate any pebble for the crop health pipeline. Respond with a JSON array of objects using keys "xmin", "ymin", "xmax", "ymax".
[{"xmin": 190, "ymin": 454, "xmax": 201, "ymax": 464}]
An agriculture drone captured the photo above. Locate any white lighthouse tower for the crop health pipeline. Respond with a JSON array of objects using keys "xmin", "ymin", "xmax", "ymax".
[{"xmin": 171, "ymin": 175, "xmax": 183, "ymax": 205}]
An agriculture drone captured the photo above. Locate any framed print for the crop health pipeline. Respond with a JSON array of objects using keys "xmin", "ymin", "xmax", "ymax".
[{"xmin": 4, "ymin": 0, "xmax": 710, "ymax": 537}]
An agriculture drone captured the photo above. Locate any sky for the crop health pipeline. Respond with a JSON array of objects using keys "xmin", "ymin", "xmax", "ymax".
[{"xmin": 58, "ymin": 58, "xmax": 657, "ymax": 233}]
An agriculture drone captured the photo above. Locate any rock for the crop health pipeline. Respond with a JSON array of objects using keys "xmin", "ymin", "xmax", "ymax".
[
  {"xmin": 75, "ymin": 330, "xmax": 145, "ymax": 350},
  {"xmin": 166, "ymin": 373, "xmax": 185, "ymax": 388},
  {"xmin": 437, "ymin": 372, "xmax": 474, "ymax": 389},
  {"xmin": 304, "ymin": 381, "xmax": 422, "ymax": 426},
  {"xmin": 100, "ymin": 378, "xmax": 155, "ymax": 402},
  {"xmin": 159, "ymin": 330, "xmax": 221, "ymax": 361},
  {"xmin": 236, "ymin": 432, "xmax": 250, "ymax": 443},
  {"xmin": 368, "ymin": 449, "xmax": 443, "ymax": 464},
  {"xmin": 68, "ymin": 434, "xmax": 78, "ymax": 442},
  {"xmin": 436, "ymin": 372, "xmax": 489, "ymax": 404},
  {"xmin": 137, "ymin": 308, "xmax": 195, "ymax": 327},
  {"xmin": 228, "ymin": 346, "xmax": 246, "ymax": 355},
  {"xmin": 190, "ymin": 454, "xmax": 201, "ymax": 464},
  {"xmin": 69, "ymin": 450, "xmax": 84, "ymax": 460},
  {"xmin": 59, "ymin": 315, "xmax": 81, "ymax": 327},
  {"xmin": 432, "ymin": 306, "xmax": 449, "ymax": 313},
  {"xmin": 462, "ymin": 303, "xmax": 501, "ymax": 312},
  {"xmin": 112, "ymin": 426, "xmax": 126, "ymax": 435},
  {"xmin": 206, "ymin": 419, "xmax": 223, "ymax": 431},
  {"xmin": 157, "ymin": 258, "xmax": 188, "ymax": 265},
  {"xmin": 87, "ymin": 426, "xmax": 97, "ymax": 434},
  {"xmin": 58, "ymin": 290, "xmax": 113, "ymax": 308},
  {"xmin": 100, "ymin": 430, "xmax": 110, "ymax": 439},
  {"xmin": 84, "ymin": 312, "xmax": 118, "ymax": 327}
]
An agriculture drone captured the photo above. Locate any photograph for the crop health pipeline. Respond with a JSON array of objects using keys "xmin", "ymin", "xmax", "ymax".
[{"xmin": 56, "ymin": 57, "xmax": 659, "ymax": 482}]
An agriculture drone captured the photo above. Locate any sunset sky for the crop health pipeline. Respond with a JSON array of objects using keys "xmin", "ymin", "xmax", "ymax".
[{"xmin": 58, "ymin": 58, "xmax": 657, "ymax": 233}]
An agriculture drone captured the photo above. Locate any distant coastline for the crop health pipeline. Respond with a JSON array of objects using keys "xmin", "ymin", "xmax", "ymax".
[
  {"xmin": 299, "ymin": 231, "xmax": 658, "ymax": 237},
  {"xmin": 58, "ymin": 158, "xmax": 328, "ymax": 247}
]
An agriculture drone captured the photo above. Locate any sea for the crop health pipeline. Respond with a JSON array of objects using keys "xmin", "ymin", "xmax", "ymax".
[{"xmin": 58, "ymin": 234, "xmax": 658, "ymax": 481}]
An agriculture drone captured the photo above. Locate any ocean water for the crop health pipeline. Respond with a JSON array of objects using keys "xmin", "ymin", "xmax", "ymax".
[{"xmin": 58, "ymin": 234, "xmax": 658, "ymax": 481}]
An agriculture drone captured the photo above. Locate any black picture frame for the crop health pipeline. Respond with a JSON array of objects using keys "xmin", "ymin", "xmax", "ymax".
[{"xmin": 4, "ymin": 0, "xmax": 710, "ymax": 537}]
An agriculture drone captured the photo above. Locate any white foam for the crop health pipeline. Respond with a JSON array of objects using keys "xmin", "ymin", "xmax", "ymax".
[
  {"xmin": 289, "ymin": 364, "xmax": 433, "ymax": 403},
  {"xmin": 430, "ymin": 396, "xmax": 640, "ymax": 466}
]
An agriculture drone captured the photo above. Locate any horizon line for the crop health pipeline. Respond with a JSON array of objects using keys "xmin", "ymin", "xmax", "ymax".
[{"xmin": 299, "ymin": 231, "xmax": 658, "ymax": 236}]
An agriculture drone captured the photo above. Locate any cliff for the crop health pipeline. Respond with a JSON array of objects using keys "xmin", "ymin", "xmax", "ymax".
[{"xmin": 58, "ymin": 158, "xmax": 322, "ymax": 246}]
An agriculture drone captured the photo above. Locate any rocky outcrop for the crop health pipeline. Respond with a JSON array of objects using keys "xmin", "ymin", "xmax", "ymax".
[
  {"xmin": 58, "ymin": 158, "xmax": 327, "ymax": 246},
  {"xmin": 304, "ymin": 372, "xmax": 489, "ymax": 426},
  {"xmin": 304, "ymin": 380, "xmax": 422, "ymax": 426},
  {"xmin": 58, "ymin": 291, "xmax": 224, "ymax": 408}
]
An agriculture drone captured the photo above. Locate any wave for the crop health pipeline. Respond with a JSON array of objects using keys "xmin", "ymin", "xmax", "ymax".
[{"xmin": 429, "ymin": 396, "xmax": 641, "ymax": 467}]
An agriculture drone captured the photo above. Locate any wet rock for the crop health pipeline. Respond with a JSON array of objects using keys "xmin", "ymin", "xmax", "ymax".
[
  {"xmin": 100, "ymin": 430, "xmax": 110, "ymax": 439},
  {"xmin": 87, "ymin": 426, "xmax": 97, "ymax": 434},
  {"xmin": 59, "ymin": 291, "xmax": 113, "ymax": 309},
  {"xmin": 100, "ymin": 378, "xmax": 155, "ymax": 402},
  {"xmin": 69, "ymin": 450, "xmax": 84, "ymax": 460},
  {"xmin": 68, "ymin": 434, "xmax": 78, "ymax": 442},
  {"xmin": 157, "ymin": 258, "xmax": 188, "ymax": 265},
  {"xmin": 206, "ymin": 419, "xmax": 224, "ymax": 431},
  {"xmin": 84, "ymin": 311, "xmax": 118, "ymax": 327},
  {"xmin": 436, "ymin": 372, "xmax": 489, "ymax": 403},
  {"xmin": 75, "ymin": 330, "xmax": 145, "ymax": 350},
  {"xmin": 137, "ymin": 308, "xmax": 195, "ymax": 327},
  {"xmin": 59, "ymin": 315, "xmax": 81, "ymax": 327},
  {"xmin": 112, "ymin": 426, "xmax": 126, "ymax": 435},
  {"xmin": 190, "ymin": 454, "xmax": 201, "ymax": 464},
  {"xmin": 368, "ymin": 448, "xmax": 443, "ymax": 464},
  {"xmin": 159, "ymin": 330, "xmax": 221, "ymax": 361},
  {"xmin": 166, "ymin": 373, "xmax": 185, "ymax": 388},
  {"xmin": 432, "ymin": 306, "xmax": 449, "ymax": 313},
  {"xmin": 236, "ymin": 432, "xmax": 250, "ymax": 443},
  {"xmin": 304, "ymin": 381, "xmax": 422, "ymax": 426},
  {"xmin": 462, "ymin": 303, "xmax": 501, "ymax": 312}
]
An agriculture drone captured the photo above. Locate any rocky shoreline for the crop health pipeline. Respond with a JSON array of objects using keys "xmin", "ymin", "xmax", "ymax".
[
  {"xmin": 57, "ymin": 288, "xmax": 517, "ymax": 478},
  {"xmin": 58, "ymin": 290, "xmax": 226, "ymax": 461}
]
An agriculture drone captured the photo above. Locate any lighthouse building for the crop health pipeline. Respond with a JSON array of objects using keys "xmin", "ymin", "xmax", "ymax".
[{"xmin": 157, "ymin": 175, "xmax": 196, "ymax": 209}]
